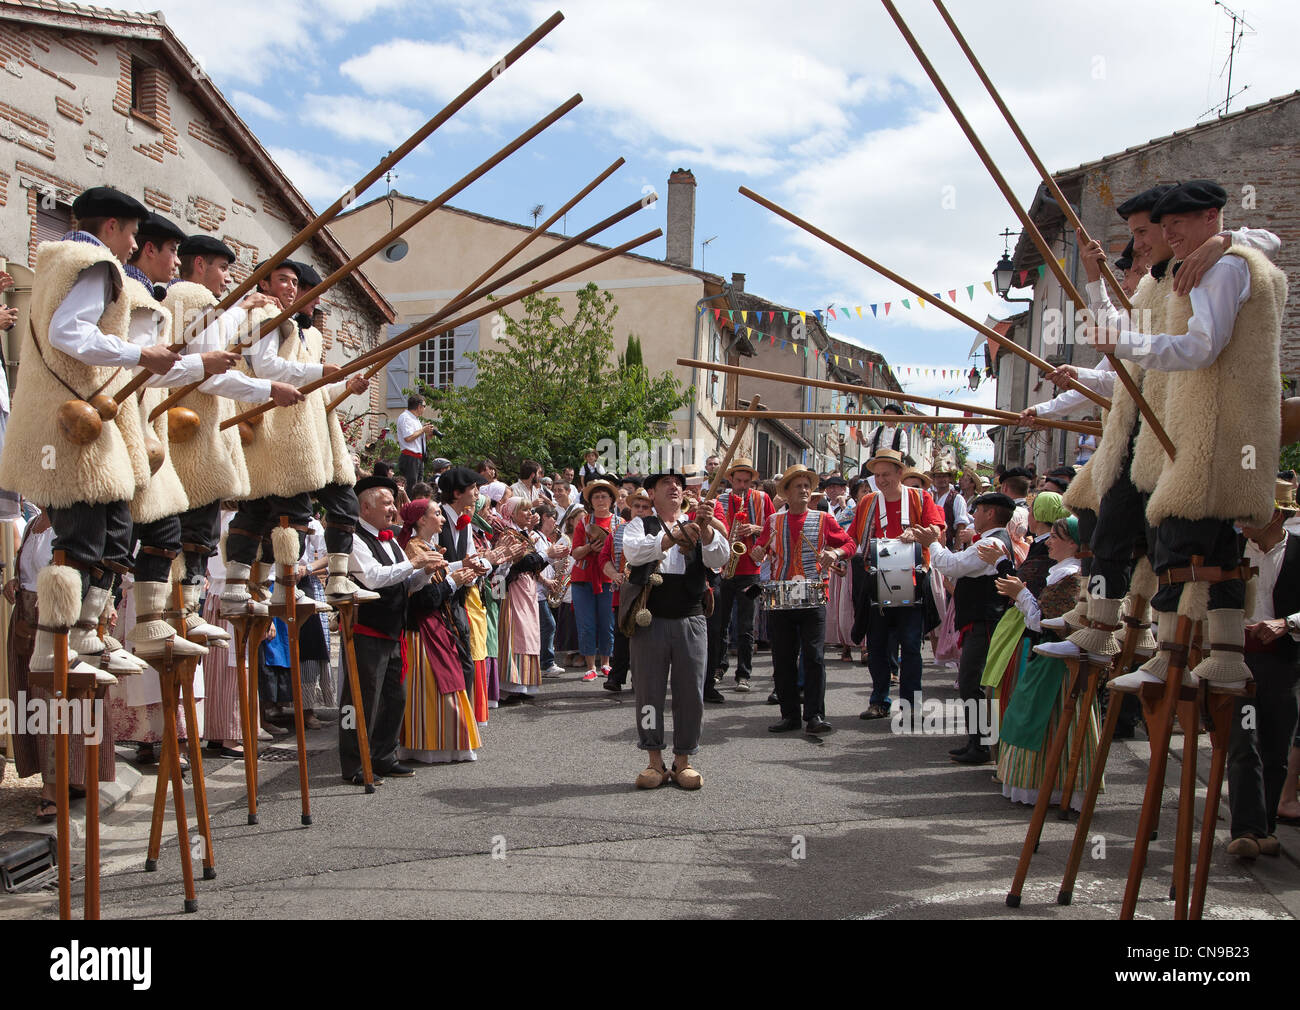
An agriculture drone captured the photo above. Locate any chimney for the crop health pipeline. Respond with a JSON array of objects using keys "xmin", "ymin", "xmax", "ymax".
[
  {"xmin": 731, "ymin": 272, "xmax": 745, "ymax": 293},
  {"xmin": 665, "ymin": 168, "xmax": 696, "ymax": 268}
]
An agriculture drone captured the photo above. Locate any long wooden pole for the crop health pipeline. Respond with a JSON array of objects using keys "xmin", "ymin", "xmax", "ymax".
[
  {"xmin": 931, "ymin": 0, "xmax": 1130, "ymax": 309},
  {"xmin": 676, "ymin": 357, "xmax": 1100, "ymax": 431},
  {"xmin": 735, "ymin": 189, "xmax": 1111, "ymax": 414},
  {"xmin": 706, "ymin": 395, "xmax": 760, "ymax": 500},
  {"xmin": 115, "ymin": 9, "xmax": 564, "ymax": 405},
  {"xmin": 222, "ymin": 229, "xmax": 663, "ymax": 430},
  {"xmin": 229, "ymin": 188, "xmax": 652, "ymax": 428},
  {"xmin": 880, "ymin": 1, "xmax": 1174, "ymax": 459},
  {"xmin": 719, "ymin": 409, "xmax": 1101, "ymax": 435},
  {"xmin": 150, "ymin": 94, "xmax": 583, "ymax": 422}
]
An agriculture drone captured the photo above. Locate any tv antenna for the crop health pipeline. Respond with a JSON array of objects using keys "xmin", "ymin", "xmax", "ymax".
[
  {"xmin": 529, "ymin": 204, "xmax": 545, "ymax": 227},
  {"xmin": 1200, "ymin": 2, "xmax": 1255, "ymax": 119},
  {"xmin": 701, "ymin": 234, "xmax": 718, "ymax": 270}
]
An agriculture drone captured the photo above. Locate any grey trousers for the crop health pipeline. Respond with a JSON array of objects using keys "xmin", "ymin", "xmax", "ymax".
[
  {"xmin": 629, "ymin": 614, "xmax": 707, "ymax": 756},
  {"xmin": 338, "ymin": 632, "xmax": 405, "ymax": 778}
]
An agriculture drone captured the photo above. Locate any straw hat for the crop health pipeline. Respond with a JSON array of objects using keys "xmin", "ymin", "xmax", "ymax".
[
  {"xmin": 582, "ymin": 479, "xmax": 618, "ymax": 506},
  {"xmin": 1274, "ymin": 478, "xmax": 1298, "ymax": 515},
  {"xmin": 865, "ymin": 447, "xmax": 907, "ymax": 475},
  {"xmin": 725, "ymin": 456, "xmax": 758, "ymax": 479},
  {"xmin": 900, "ymin": 467, "xmax": 932, "ymax": 489},
  {"xmin": 776, "ymin": 463, "xmax": 817, "ymax": 496}
]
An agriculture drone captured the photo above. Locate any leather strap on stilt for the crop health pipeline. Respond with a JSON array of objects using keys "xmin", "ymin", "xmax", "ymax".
[
  {"xmin": 1157, "ymin": 557, "xmax": 1255, "ymax": 587},
  {"xmin": 323, "ymin": 520, "xmax": 355, "ymax": 531},
  {"xmin": 181, "ymin": 542, "xmax": 217, "ymax": 557},
  {"xmin": 101, "ymin": 559, "xmax": 132, "ymax": 576},
  {"xmin": 138, "ymin": 545, "xmax": 180, "ymax": 559},
  {"xmin": 1122, "ymin": 615, "xmax": 1149, "ymax": 630}
]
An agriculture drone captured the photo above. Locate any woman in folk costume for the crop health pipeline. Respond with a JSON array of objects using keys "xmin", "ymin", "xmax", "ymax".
[
  {"xmin": 569, "ymin": 480, "xmax": 621, "ymax": 681},
  {"xmin": 397, "ymin": 497, "xmax": 482, "ymax": 763},
  {"xmin": 463, "ymin": 494, "xmax": 498, "ymax": 725},
  {"xmin": 992, "ymin": 516, "xmax": 1101, "ymax": 811},
  {"xmin": 495, "ymin": 495, "xmax": 550, "ymax": 700},
  {"xmin": 822, "ymin": 475, "xmax": 859, "ymax": 663},
  {"xmin": 978, "ymin": 492, "xmax": 1072, "ymax": 728},
  {"xmin": 552, "ymin": 504, "xmax": 585, "ymax": 664}
]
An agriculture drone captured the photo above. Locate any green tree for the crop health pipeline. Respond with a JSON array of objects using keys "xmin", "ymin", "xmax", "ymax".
[{"xmin": 420, "ymin": 284, "xmax": 690, "ymax": 476}]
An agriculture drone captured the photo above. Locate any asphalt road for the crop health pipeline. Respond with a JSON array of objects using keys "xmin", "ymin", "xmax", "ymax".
[{"xmin": 5, "ymin": 648, "xmax": 1298, "ymax": 920}]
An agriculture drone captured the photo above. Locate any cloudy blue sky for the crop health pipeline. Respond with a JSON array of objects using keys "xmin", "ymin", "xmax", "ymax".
[{"xmin": 128, "ymin": 0, "xmax": 1299, "ymax": 458}]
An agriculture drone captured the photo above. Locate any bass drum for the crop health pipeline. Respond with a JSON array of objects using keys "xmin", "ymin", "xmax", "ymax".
[{"xmin": 867, "ymin": 538, "xmax": 924, "ymax": 607}]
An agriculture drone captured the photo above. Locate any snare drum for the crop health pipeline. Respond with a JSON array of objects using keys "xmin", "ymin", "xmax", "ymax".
[
  {"xmin": 867, "ymin": 538, "xmax": 924, "ymax": 607},
  {"xmin": 761, "ymin": 577, "xmax": 829, "ymax": 611}
]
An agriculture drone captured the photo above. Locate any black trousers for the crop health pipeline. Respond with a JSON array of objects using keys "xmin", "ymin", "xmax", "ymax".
[
  {"xmin": 178, "ymin": 499, "xmax": 222, "ymax": 584},
  {"xmin": 48, "ymin": 500, "xmax": 133, "ymax": 594},
  {"xmin": 1229, "ymin": 650, "xmax": 1300, "ymax": 839},
  {"xmin": 1150, "ymin": 516, "xmax": 1245, "ymax": 612},
  {"xmin": 338, "ymin": 631, "xmax": 406, "ymax": 777},
  {"xmin": 958, "ymin": 620, "xmax": 996, "ymax": 749},
  {"xmin": 398, "ymin": 452, "xmax": 423, "ymax": 491},
  {"xmin": 709, "ymin": 573, "xmax": 760, "ymax": 683},
  {"xmin": 769, "ymin": 606, "xmax": 826, "ymax": 722},
  {"xmin": 314, "ymin": 482, "xmax": 359, "ymax": 554},
  {"xmin": 228, "ymin": 493, "xmax": 313, "ymax": 565},
  {"xmin": 131, "ymin": 514, "xmax": 183, "ymax": 583},
  {"xmin": 1090, "ymin": 468, "xmax": 1149, "ymax": 602},
  {"xmin": 608, "ymin": 626, "xmax": 630, "ymax": 687}
]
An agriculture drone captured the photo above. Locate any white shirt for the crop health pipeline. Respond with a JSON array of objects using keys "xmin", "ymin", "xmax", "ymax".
[
  {"xmin": 1244, "ymin": 532, "xmax": 1300, "ymax": 635},
  {"xmin": 125, "ymin": 296, "xmax": 205, "ymax": 388},
  {"xmin": 868, "ymin": 423, "xmax": 909, "ymax": 459},
  {"xmin": 243, "ymin": 319, "xmax": 325, "ymax": 386},
  {"xmin": 1014, "ymin": 556, "xmax": 1080, "ymax": 632},
  {"xmin": 928, "ymin": 527, "xmax": 1013, "ymax": 579},
  {"xmin": 18, "ymin": 523, "xmax": 54, "ymax": 591},
  {"xmin": 510, "ymin": 480, "xmax": 542, "ymax": 503},
  {"xmin": 303, "ymin": 518, "xmax": 327, "ymax": 566},
  {"xmin": 48, "ymin": 264, "xmax": 142, "ymax": 368},
  {"xmin": 932, "ymin": 487, "xmax": 970, "ymax": 529},
  {"xmin": 349, "ymin": 518, "xmax": 431, "ymax": 592},
  {"xmin": 396, "ymin": 409, "xmax": 425, "ymax": 454},
  {"xmin": 187, "ymin": 304, "xmax": 272, "ymax": 401},
  {"xmin": 622, "ymin": 511, "xmax": 731, "ymax": 573}
]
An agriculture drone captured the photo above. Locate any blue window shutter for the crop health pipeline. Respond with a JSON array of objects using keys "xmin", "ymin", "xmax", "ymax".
[
  {"xmin": 386, "ymin": 327, "xmax": 411, "ymax": 407},
  {"xmin": 453, "ymin": 320, "xmax": 478, "ymax": 388}
]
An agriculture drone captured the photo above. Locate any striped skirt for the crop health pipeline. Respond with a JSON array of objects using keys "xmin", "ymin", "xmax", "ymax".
[
  {"xmin": 472, "ymin": 659, "xmax": 489, "ymax": 725},
  {"xmin": 199, "ymin": 593, "xmax": 259, "ymax": 742},
  {"xmin": 996, "ymin": 677, "xmax": 1102, "ymax": 812},
  {"xmin": 400, "ymin": 632, "xmax": 481, "ymax": 762}
]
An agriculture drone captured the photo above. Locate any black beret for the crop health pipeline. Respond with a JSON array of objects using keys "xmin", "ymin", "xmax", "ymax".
[
  {"xmin": 179, "ymin": 234, "xmax": 235, "ymax": 262},
  {"xmin": 136, "ymin": 212, "xmax": 187, "ymax": 247},
  {"xmin": 1115, "ymin": 184, "xmax": 1175, "ymax": 221},
  {"xmin": 618, "ymin": 474, "xmax": 642, "ymax": 488},
  {"xmin": 999, "ymin": 467, "xmax": 1032, "ymax": 482},
  {"xmin": 354, "ymin": 474, "xmax": 397, "ymax": 498},
  {"xmin": 71, "ymin": 186, "xmax": 148, "ymax": 221},
  {"xmin": 822, "ymin": 475, "xmax": 849, "ymax": 488},
  {"xmin": 643, "ymin": 470, "xmax": 687, "ymax": 491},
  {"xmin": 882, "ymin": 403, "xmax": 904, "ymax": 415},
  {"xmin": 971, "ymin": 491, "xmax": 1016, "ymax": 511},
  {"xmin": 267, "ymin": 260, "xmax": 304, "ymax": 282},
  {"xmin": 1149, "ymin": 180, "xmax": 1227, "ymax": 223},
  {"xmin": 1115, "ymin": 236, "xmax": 1135, "ymax": 271},
  {"xmin": 438, "ymin": 465, "xmax": 486, "ymax": 498},
  {"xmin": 289, "ymin": 260, "xmax": 322, "ymax": 289}
]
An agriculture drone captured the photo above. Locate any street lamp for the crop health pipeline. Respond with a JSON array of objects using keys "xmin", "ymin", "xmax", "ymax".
[{"xmin": 993, "ymin": 252, "xmax": 1015, "ymax": 299}]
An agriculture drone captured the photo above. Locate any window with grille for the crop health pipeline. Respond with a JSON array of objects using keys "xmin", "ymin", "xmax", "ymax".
[
  {"xmin": 416, "ymin": 330, "xmax": 456, "ymax": 391},
  {"xmin": 35, "ymin": 201, "xmax": 72, "ymax": 245}
]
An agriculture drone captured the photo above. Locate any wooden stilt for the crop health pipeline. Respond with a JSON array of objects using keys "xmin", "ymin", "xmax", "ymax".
[
  {"xmin": 1190, "ymin": 684, "xmax": 1247, "ymax": 919},
  {"xmin": 228, "ymin": 612, "xmax": 266, "ymax": 824},
  {"xmin": 169, "ymin": 580, "xmax": 215, "ymax": 879},
  {"xmin": 335, "ymin": 600, "xmax": 376, "ymax": 792},
  {"xmin": 1119, "ymin": 615, "xmax": 1195, "ymax": 919},
  {"xmin": 1057, "ymin": 661, "xmax": 1103, "ymax": 818},
  {"xmin": 1058, "ymin": 694, "xmax": 1126, "ymax": 904},
  {"xmin": 82, "ymin": 680, "xmax": 106, "ymax": 919},
  {"xmin": 273, "ymin": 517, "xmax": 312, "ymax": 826},
  {"xmin": 1172, "ymin": 697, "xmax": 1200, "ymax": 919},
  {"xmin": 51, "ymin": 550, "xmax": 72, "ymax": 921},
  {"xmin": 144, "ymin": 721, "xmax": 170, "ymax": 872},
  {"xmin": 1005, "ymin": 656, "xmax": 1090, "ymax": 907},
  {"xmin": 158, "ymin": 654, "xmax": 199, "ymax": 912}
]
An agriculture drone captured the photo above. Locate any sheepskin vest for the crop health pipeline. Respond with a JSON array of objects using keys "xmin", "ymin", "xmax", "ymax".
[
  {"xmin": 1132, "ymin": 246, "xmax": 1286, "ymax": 525},
  {"xmin": 161, "ymin": 282, "xmax": 252, "ymax": 505},
  {"xmin": 0, "ymin": 241, "xmax": 139, "ymax": 507},
  {"xmin": 238, "ymin": 309, "xmax": 331, "ymax": 498},
  {"xmin": 119, "ymin": 277, "xmax": 190, "ymax": 523},
  {"xmin": 1064, "ymin": 271, "xmax": 1172, "ymax": 513},
  {"xmin": 299, "ymin": 322, "xmax": 356, "ymax": 488}
]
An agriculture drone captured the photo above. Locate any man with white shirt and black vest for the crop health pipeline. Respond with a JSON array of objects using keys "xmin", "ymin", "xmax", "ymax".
[
  {"xmin": 396, "ymin": 394, "xmax": 436, "ymax": 490},
  {"xmin": 621, "ymin": 470, "xmax": 731, "ymax": 791},
  {"xmin": 1226, "ymin": 480, "xmax": 1300, "ymax": 859},
  {"xmin": 928, "ymin": 462, "xmax": 970, "ymax": 550},
  {"xmin": 915, "ymin": 492, "xmax": 1017, "ymax": 764},
  {"xmin": 339, "ymin": 474, "xmax": 445, "ymax": 785},
  {"xmin": 866, "ymin": 403, "xmax": 912, "ymax": 466}
]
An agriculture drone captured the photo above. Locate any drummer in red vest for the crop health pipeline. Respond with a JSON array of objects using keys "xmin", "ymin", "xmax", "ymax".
[
  {"xmin": 751, "ymin": 464, "xmax": 855, "ymax": 735},
  {"xmin": 847, "ymin": 449, "xmax": 947, "ymax": 722}
]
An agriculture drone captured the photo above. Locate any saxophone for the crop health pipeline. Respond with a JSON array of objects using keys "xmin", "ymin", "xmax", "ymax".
[
  {"xmin": 546, "ymin": 553, "xmax": 572, "ymax": 606},
  {"xmin": 721, "ymin": 491, "xmax": 749, "ymax": 579}
]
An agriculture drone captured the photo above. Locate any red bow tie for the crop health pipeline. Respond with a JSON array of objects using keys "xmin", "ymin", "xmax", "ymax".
[
  {"xmin": 378, "ymin": 529, "xmax": 394, "ymax": 541},
  {"xmin": 456, "ymin": 514, "xmax": 472, "ymax": 529}
]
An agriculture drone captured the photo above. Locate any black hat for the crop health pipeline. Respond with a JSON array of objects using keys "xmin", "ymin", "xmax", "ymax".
[
  {"xmin": 999, "ymin": 467, "xmax": 1032, "ymax": 482},
  {"xmin": 1115, "ymin": 237, "xmax": 1135, "ymax": 272},
  {"xmin": 71, "ymin": 186, "xmax": 148, "ymax": 222},
  {"xmin": 1150, "ymin": 180, "xmax": 1227, "ymax": 223},
  {"xmin": 179, "ymin": 234, "xmax": 235, "ymax": 262},
  {"xmin": 618, "ymin": 474, "xmax": 642, "ymax": 488},
  {"xmin": 438, "ymin": 466, "xmax": 486, "ymax": 498},
  {"xmin": 1042, "ymin": 474, "xmax": 1071, "ymax": 491},
  {"xmin": 354, "ymin": 474, "xmax": 398, "ymax": 499},
  {"xmin": 643, "ymin": 470, "xmax": 687, "ymax": 492},
  {"xmin": 136, "ymin": 212, "xmax": 186, "ymax": 248},
  {"xmin": 882, "ymin": 403, "xmax": 904, "ymax": 415},
  {"xmin": 971, "ymin": 491, "xmax": 1016, "ymax": 511},
  {"xmin": 289, "ymin": 259, "xmax": 322, "ymax": 289},
  {"xmin": 1115, "ymin": 184, "xmax": 1175, "ymax": 221},
  {"xmin": 821, "ymin": 475, "xmax": 849, "ymax": 488}
]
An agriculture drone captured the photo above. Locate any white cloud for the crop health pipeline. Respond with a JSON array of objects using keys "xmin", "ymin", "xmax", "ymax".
[
  {"xmin": 301, "ymin": 93, "xmax": 426, "ymax": 146},
  {"xmin": 267, "ymin": 146, "xmax": 360, "ymax": 205},
  {"xmin": 231, "ymin": 90, "xmax": 284, "ymax": 122}
]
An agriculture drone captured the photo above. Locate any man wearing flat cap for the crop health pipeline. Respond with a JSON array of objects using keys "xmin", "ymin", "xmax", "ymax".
[
  {"xmin": 1081, "ymin": 178, "xmax": 1288, "ymax": 691},
  {"xmin": 914, "ymin": 491, "xmax": 1017, "ymax": 764}
]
